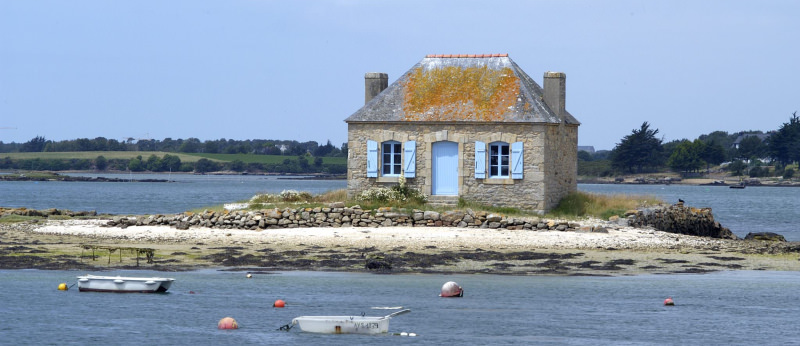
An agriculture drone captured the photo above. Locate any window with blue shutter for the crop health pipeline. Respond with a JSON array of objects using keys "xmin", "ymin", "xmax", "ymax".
[
  {"xmin": 382, "ymin": 141, "xmax": 402, "ymax": 176},
  {"xmin": 475, "ymin": 141, "xmax": 486, "ymax": 179},
  {"xmin": 511, "ymin": 141, "xmax": 523, "ymax": 179},
  {"xmin": 366, "ymin": 140, "xmax": 378, "ymax": 178},
  {"xmin": 404, "ymin": 141, "xmax": 416, "ymax": 178},
  {"xmin": 489, "ymin": 142, "xmax": 509, "ymax": 178}
]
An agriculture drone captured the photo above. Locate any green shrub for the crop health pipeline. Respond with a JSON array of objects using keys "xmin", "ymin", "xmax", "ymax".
[{"xmin": 356, "ymin": 176, "xmax": 427, "ymax": 206}]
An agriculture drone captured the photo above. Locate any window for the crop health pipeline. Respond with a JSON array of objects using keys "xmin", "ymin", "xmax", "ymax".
[
  {"xmin": 489, "ymin": 142, "xmax": 509, "ymax": 178},
  {"xmin": 382, "ymin": 141, "xmax": 402, "ymax": 176}
]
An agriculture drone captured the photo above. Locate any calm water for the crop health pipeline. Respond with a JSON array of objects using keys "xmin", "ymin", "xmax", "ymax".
[
  {"xmin": 1, "ymin": 175, "xmax": 797, "ymax": 240},
  {"xmin": 3, "ymin": 179, "xmax": 800, "ymax": 344},
  {"xmin": 2, "ymin": 270, "xmax": 799, "ymax": 345},
  {"xmin": 579, "ymin": 184, "xmax": 800, "ymax": 241},
  {"xmin": 0, "ymin": 173, "xmax": 346, "ymax": 215}
]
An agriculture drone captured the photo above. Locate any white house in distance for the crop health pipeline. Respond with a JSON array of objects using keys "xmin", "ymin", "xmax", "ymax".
[{"xmin": 345, "ymin": 54, "xmax": 580, "ymax": 213}]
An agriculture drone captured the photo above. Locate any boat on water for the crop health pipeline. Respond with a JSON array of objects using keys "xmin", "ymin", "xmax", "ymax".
[
  {"xmin": 76, "ymin": 274, "xmax": 175, "ymax": 293},
  {"xmin": 291, "ymin": 309, "xmax": 410, "ymax": 334},
  {"xmin": 730, "ymin": 183, "xmax": 746, "ymax": 189}
]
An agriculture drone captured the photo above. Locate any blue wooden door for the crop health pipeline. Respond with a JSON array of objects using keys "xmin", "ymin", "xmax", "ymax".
[{"xmin": 432, "ymin": 141, "xmax": 458, "ymax": 195}]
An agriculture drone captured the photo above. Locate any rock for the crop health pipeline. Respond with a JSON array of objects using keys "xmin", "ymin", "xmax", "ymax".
[
  {"xmin": 630, "ymin": 203, "xmax": 737, "ymax": 239},
  {"xmin": 744, "ymin": 232, "xmax": 786, "ymax": 242},
  {"xmin": 486, "ymin": 214, "xmax": 502, "ymax": 222},
  {"xmin": 365, "ymin": 259, "xmax": 392, "ymax": 270},
  {"xmin": 442, "ymin": 210, "xmax": 465, "ymax": 223},
  {"xmin": 423, "ymin": 211, "xmax": 440, "ymax": 221}
]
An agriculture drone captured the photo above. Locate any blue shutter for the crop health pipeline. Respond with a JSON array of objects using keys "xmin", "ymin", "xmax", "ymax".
[
  {"xmin": 367, "ymin": 140, "xmax": 378, "ymax": 178},
  {"xmin": 511, "ymin": 141, "xmax": 523, "ymax": 179},
  {"xmin": 403, "ymin": 141, "xmax": 416, "ymax": 178},
  {"xmin": 474, "ymin": 141, "xmax": 486, "ymax": 179}
]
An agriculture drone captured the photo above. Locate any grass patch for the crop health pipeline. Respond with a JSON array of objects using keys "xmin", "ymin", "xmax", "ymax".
[
  {"xmin": 457, "ymin": 198, "xmax": 525, "ymax": 216},
  {"xmin": 192, "ymin": 153, "xmax": 346, "ymax": 165},
  {"xmin": 0, "ymin": 215, "xmax": 42, "ymax": 223},
  {"xmin": 549, "ymin": 191, "xmax": 662, "ymax": 219},
  {"xmin": 2, "ymin": 151, "xmax": 215, "ymax": 162}
]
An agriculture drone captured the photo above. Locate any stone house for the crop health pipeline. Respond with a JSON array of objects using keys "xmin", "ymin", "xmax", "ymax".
[{"xmin": 345, "ymin": 54, "xmax": 580, "ymax": 213}]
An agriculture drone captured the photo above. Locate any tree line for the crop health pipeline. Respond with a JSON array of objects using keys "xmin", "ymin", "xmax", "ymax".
[
  {"xmin": 580, "ymin": 112, "xmax": 800, "ymax": 179},
  {"xmin": 0, "ymin": 136, "xmax": 347, "ymax": 158},
  {"xmin": 0, "ymin": 137, "xmax": 348, "ymax": 174},
  {"xmin": 0, "ymin": 153, "xmax": 347, "ymax": 175}
]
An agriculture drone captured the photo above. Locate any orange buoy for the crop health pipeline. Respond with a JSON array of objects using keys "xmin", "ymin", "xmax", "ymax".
[
  {"xmin": 664, "ymin": 297, "xmax": 675, "ymax": 306},
  {"xmin": 218, "ymin": 317, "xmax": 239, "ymax": 329},
  {"xmin": 273, "ymin": 299, "xmax": 286, "ymax": 308},
  {"xmin": 440, "ymin": 281, "xmax": 464, "ymax": 297}
]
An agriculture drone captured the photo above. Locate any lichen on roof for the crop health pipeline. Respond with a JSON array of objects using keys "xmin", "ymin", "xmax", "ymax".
[
  {"xmin": 402, "ymin": 66, "xmax": 519, "ymax": 121},
  {"xmin": 345, "ymin": 55, "xmax": 579, "ymax": 125}
]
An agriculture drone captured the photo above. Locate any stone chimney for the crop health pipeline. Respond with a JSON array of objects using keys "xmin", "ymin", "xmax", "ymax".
[
  {"xmin": 365, "ymin": 72, "xmax": 388, "ymax": 104},
  {"xmin": 543, "ymin": 72, "xmax": 566, "ymax": 116}
]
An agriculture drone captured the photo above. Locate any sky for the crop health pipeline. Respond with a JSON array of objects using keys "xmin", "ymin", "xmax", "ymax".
[{"xmin": 1, "ymin": 1, "xmax": 798, "ymax": 151}]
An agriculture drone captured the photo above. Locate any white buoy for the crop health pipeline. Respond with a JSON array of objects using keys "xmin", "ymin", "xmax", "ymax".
[{"xmin": 440, "ymin": 281, "xmax": 463, "ymax": 297}]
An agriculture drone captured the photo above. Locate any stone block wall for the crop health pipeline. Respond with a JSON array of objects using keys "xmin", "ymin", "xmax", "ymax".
[
  {"xmin": 347, "ymin": 122, "xmax": 578, "ymax": 213},
  {"xmin": 543, "ymin": 123, "xmax": 579, "ymax": 210}
]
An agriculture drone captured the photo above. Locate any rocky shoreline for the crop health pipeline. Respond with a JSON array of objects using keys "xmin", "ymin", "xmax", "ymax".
[{"xmin": 2, "ymin": 204, "xmax": 799, "ymax": 276}]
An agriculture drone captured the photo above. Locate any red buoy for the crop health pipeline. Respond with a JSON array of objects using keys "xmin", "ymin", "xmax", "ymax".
[
  {"xmin": 273, "ymin": 299, "xmax": 286, "ymax": 308},
  {"xmin": 664, "ymin": 297, "xmax": 674, "ymax": 306},
  {"xmin": 218, "ymin": 317, "xmax": 239, "ymax": 329}
]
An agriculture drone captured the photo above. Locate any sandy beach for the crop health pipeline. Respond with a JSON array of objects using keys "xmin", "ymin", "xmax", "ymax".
[{"xmin": 2, "ymin": 218, "xmax": 799, "ymax": 276}]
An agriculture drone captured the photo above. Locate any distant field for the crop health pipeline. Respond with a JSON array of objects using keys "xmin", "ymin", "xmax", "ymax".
[
  {"xmin": 192, "ymin": 153, "xmax": 346, "ymax": 165},
  {"xmin": 1, "ymin": 151, "xmax": 346, "ymax": 164},
  {"xmin": 2, "ymin": 151, "xmax": 218, "ymax": 162}
]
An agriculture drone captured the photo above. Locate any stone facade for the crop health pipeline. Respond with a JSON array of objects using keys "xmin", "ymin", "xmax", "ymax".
[
  {"xmin": 347, "ymin": 121, "xmax": 578, "ymax": 213},
  {"xmin": 345, "ymin": 55, "xmax": 580, "ymax": 213}
]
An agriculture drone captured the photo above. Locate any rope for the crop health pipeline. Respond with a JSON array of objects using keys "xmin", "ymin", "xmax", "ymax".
[{"xmin": 277, "ymin": 323, "xmax": 293, "ymax": 331}]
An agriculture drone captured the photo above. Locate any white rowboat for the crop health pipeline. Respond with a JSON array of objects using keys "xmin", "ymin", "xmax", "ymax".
[
  {"xmin": 291, "ymin": 309, "xmax": 410, "ymax": 334},
  {"xmin": 77, "ymin": 274, "xmax": 174, "ymax": 293}
]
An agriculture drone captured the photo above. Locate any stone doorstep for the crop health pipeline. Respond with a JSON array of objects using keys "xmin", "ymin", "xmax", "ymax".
[{"xmin": 427, "ymin": 195, "xmax": 459, "ymax": 207}]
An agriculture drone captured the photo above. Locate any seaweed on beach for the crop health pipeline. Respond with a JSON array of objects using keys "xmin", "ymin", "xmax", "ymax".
[{"xmin": 706, "ymin": 255, "xmax": 745, "ymax": 261}]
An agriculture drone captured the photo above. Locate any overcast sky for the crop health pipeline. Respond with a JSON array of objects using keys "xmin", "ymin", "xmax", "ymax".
[{"xmin": 1, "ymin": 0, "xmax": 798, "ymax": 151}]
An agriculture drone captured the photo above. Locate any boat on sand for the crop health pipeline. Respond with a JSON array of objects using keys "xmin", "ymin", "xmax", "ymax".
[{"xmin": 76, "ymin": 274, "xmax": 175, "ymax": 293}]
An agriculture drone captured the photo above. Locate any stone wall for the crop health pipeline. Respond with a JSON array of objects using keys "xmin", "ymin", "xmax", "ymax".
[
  {"xmin": 543, "ymin": 123, "xmax": 579, "ymax": 210},
  {"xmin": 105, "ymin": 205, "xmax": 587, "ymax": 232},
  {"xmin": 347, "ymin": 122, "xmax": 578, "ymax": 213}
]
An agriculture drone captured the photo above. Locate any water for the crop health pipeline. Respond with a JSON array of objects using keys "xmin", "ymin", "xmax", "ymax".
[
  {"xmin": 2, "ymin": 270, "xmax": 799, "ymax": 345},
  {"xmin": 579, "ymin": 184, "xmax": 800, "ymax": 241},
  {"xmin": 0, "ymin": 173, "xmax": 346, "ymax": 215},
  {"xmin": 0, "ymin": 175, "xmax": 798, "ymax": 239}
]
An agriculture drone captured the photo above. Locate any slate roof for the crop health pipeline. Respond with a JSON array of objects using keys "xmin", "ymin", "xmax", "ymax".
[{"xmin": 346, "ymin": 54, "xmax": 579, "ymax": 125}]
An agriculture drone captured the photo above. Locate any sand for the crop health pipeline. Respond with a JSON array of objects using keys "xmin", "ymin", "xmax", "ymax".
[{"xmin": 3, "ymin": 219, "xmax": 799, "ymax": 276}]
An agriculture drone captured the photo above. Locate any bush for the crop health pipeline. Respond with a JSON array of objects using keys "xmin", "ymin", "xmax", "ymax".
[
  {"xmin": 749, "ymin": 166, "xmax": 768, "ymax": 178},
  {"xmin": 784, "ymin": 168, "xmax": 795, "ymax": 179},
  {"xmin": 356, "ymin": 176, "xmax": 427, "ymax": 205}
]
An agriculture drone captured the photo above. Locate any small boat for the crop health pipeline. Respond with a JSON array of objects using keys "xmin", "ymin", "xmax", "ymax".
[
  {"xmin": 291, "ymin": 309, "xmax": 410, "ymax": 334},
  {"xmin": 730, "ymin": 184, "xmax": 746, "ymax": 189},
  {"xmin": 76, "ymin": 274, "xmax": 175, "ymax": 293}
]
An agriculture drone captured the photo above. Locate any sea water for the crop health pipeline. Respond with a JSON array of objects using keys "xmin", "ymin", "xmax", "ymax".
[
  {"xmin": 1, "ymin": 270, "xmax": 799, "ymax": 345},
  {"xmin": 1, "ymin": 175, "xmax": 797, "ymax": 240}
]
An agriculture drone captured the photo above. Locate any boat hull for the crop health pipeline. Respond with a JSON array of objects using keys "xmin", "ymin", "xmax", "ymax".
[
  {"xmin": 292, "ymin": 316, "xmax": 389, "ymax": 334},
  {"xmin": 77, "ymin": 275, "xmax": 174, "ymax": 293}
]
